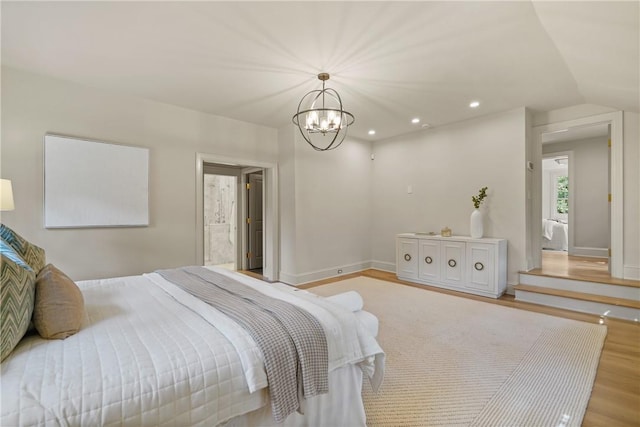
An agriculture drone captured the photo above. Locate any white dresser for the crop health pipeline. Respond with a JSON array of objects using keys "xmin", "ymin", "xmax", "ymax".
[{"xmin": 396, "ymin": 233, "xmax": 507, "ymax": 298}]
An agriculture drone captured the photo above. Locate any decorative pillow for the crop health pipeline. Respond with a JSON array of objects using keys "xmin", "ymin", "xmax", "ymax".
[
  {"xmin": 0, "ymin": 224, "xmax": 46, "ymax": 274},
  {"xmin": 1, "ymin": 240, "xmax": 36, "ymax": 362},
  {"xmin": 33, "ymin": 264, "xmax": 84, "ymax": 340}
]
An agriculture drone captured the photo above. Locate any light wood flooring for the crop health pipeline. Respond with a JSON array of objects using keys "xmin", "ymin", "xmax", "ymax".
[
  {"xmin": 530, "ymin": 250, "xmax": 639, "ymax": 288},
  {"xmin": 298, "ymin": 269, "xmax": 640, "ymax": 427},
  {"xmin": 239, "ymin": 268, "xmax": 266, "ymax": 281}
]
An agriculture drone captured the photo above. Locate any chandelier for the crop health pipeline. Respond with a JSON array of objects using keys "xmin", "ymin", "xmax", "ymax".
[{"xmin": 292, "ymin": 73, "xmax": 355, "ymax": 151}]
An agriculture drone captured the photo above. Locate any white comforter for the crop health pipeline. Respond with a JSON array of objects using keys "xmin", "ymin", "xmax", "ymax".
[
  {"xmin": 1, "ymin": 267, "xmax": 383, "ymax": 426},
  {"xmin": 542, "ymin": 219, "xmax": 568, "ymax": 251}
]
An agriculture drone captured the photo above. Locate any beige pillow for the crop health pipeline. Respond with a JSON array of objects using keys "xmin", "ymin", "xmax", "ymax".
[{"xmin": 33, "ymin": 264, "xmax": 84, "ymax": 339}]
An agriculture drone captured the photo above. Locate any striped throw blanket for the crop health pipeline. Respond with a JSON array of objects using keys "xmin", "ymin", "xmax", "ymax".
[{"xmin": 157, "ymin": 267, "xmax": 328, "ymax": 423}]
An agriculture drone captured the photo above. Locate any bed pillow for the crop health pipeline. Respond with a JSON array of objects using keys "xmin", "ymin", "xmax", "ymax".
[
  {"xmin": 33, "ymin": 264, "xmax": 84, "ymax": 340},
  {"xmin": 1, "ymin": 240, "xmax": 36, "ymax": 362},
  {"xmin": 0, "ymin": 224, "xmax": 46, "ymax": 274}
]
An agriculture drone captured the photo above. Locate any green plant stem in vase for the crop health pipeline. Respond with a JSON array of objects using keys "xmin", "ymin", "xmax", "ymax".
[{"xmin": 472, "ymin": 186, "xmax": 488, "ymax": 209}]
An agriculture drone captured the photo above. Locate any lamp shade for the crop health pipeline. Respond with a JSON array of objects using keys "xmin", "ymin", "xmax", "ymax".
[{"xmin": 1, "ymin": 179, "xmax": 15, "ymax": 211}]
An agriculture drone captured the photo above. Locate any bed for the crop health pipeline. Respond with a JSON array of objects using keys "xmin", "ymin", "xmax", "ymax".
[
  {"xmin": 0, "ymin": 226, "xmax": 384, "ymax": 426},
  {"xmin": 542, "ymin": 218, "xmax": 568, "ymax": 251}
]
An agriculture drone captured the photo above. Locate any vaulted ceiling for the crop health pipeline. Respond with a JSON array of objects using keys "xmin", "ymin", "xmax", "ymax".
[{"xmin": 2, "ymin": 1, "xmax": 638, "ymax": 141}]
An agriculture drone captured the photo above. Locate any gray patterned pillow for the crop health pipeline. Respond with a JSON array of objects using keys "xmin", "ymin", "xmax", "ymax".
[
  {"xmin": 0, "ymin": 224, "xmax": 46, "ymax": 274},
  {"xmin": 1, "ymin": 240, "xmax": 36, "ymax": 362}
]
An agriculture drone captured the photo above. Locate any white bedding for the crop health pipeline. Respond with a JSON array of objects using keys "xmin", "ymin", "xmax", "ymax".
[
  {"xmin": 1, "ymin": 267, "xmax": 383, "ymax": 426},
  {"xmin": 542, "ymin": 218, "xmax": 568, "ymax": 251}
]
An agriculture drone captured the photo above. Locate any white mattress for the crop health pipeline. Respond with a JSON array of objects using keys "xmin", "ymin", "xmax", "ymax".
[{"xmin": 1, "ymin": 268, "xmax": 383, "ymax": 426}]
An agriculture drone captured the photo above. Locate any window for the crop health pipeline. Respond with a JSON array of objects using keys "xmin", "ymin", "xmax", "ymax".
[
  {"xmin": 551, "ymin": 172, "xmax": 568, "ymax": 221},
  {"xmin": 556, "ymin": 175, "xmax": 569, "ymax": 214}
]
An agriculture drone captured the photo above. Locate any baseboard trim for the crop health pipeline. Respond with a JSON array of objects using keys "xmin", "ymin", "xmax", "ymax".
[
  {"xmin": 624, "ymin": 265, "xmax": 640, "ymax": 281},
  {"xmin": 569, "ymin": 246, "xmax": 608, "ymax": 258},
  {"xmin": 277, "ymin": 271, "xmax": 298, "ymax": 285},
  {"xmin": 370, "ymin": 260, "xmax": 395, "ymax": 273},
  {"xmin": 279, "ymin": 261, "xmax": 373, "ymax": 286}
]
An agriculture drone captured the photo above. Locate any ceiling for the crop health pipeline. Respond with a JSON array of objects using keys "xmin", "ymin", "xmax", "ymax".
[{"xmin": 2, "ymin": 1, "xmax": 638, "ymax": 142}]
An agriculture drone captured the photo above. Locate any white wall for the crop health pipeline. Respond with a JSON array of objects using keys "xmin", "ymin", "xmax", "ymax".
[
  {"xmin": 277, "ymin": 125, "xmax": 298, "ymax": 279},
  {"xmin": 278, "ymin": 127, "xmax": 373, "ymax": 284},
  {"xmin": 0, "ymin": 67, "xmax": 278, "ymax": 280},
  {"xmin": 370, "ymin": 108, "xmax": 528, "ymax": 286},
  {"xmin": 533, "ymin": 105, "xmax": 640, "ymax": 279},
  {"xmin": 543, "ymin": 137, "xmax": 608, "ymax": 251}
]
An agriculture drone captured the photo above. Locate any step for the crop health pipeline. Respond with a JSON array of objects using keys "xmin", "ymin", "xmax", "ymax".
[
  {"xmin": 522, "ymin": 269, "xmax": 640, "ymax": 288},
  {"xmin": 518, "ymin": 272, "xmax": 640, "ymax": 301},
  {"xmin": 514, "ymin": 284, "xmax": 640, "ymax": 309},
  {"xmin": 514, "ymin": 284, "xmax": 640, "ymax": 321}
]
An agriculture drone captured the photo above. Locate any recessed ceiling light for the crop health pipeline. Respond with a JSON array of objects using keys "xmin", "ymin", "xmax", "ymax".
[
  {"xmin": 368, "ymin": 130, "xmax": 376, "ymax": 135},
  {"xmin": 469, "ymin": 101, "xmax": 480, "ymax": 108},
  {"xmin": 411, "ymin": 118, "xmax": 420, "ymax": 124},
  {"xmin": 421, "ymin": 123, "xmax": 431, "ymax": 128}
]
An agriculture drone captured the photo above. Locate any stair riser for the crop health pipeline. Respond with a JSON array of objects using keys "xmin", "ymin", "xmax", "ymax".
[
  {"xmin": 519, "ymin": 274, "xmax": 640, "ymax": 301},
  {"xmin": 515, "ymin": 289, "xmax": 640, "ymax": 322}
]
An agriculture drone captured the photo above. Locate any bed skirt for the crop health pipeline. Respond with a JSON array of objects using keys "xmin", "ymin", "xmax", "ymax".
[{"xmin": 222, "ymin": 364, "xmax": 366, "ymax": 427}]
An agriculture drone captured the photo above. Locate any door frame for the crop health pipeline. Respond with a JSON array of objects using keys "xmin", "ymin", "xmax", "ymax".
[
  {"xmin": 196, "ymin": 153, "xmax": 279, "ymax": 281},
  {"xmin": 531, "ymin": 111, "xmax": 623, "ymax": 277}
]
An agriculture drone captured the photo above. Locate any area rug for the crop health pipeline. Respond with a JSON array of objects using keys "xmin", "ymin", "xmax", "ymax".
[{"xmin": 310, "ymin": 277, "xmax": 607, "ymax": 427}]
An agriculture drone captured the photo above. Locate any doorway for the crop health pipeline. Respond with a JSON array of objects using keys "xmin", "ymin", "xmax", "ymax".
[
  {"xmin": 536, "ymin": 117, "xmax": 618, "ymax": 277},
  {"xmin": 196, "ymin": 153, "xmax": 279, "ymax": 282}
]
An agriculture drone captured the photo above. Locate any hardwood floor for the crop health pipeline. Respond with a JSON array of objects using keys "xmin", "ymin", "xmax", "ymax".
[
  {"xmin": 531, "ymin": 250, "xmax": 639, "ymax": 288},
  {"xmin": 239, "ymin": 268, "xmax": 266, "ymax": 281},
  {"xmin": 301, "ymin": 269, "xmax": 640, "ymax": 427}
]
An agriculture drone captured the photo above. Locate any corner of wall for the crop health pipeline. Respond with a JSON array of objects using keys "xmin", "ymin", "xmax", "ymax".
[{"xmin": 277, "ymin": 124, "xmax": 298, "ymax": 279}]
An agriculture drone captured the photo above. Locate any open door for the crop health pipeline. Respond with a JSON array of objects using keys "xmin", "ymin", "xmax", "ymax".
[{"xmin": 247, "ymin": 172, "xmax": 263, "ymax": 270}]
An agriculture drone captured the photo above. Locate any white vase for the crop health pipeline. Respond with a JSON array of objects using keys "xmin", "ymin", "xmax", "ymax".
[{"xmin": 470, "ymin": 208, "xmax": 483, "ymax": 238}]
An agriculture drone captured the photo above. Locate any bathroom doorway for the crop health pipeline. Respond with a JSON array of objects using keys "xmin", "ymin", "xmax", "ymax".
[
  {"xmin": 203, "ymin": 164, "xmax": 241, "ymax": 269},
  {"xmin": 196, "ymin": 153, "xmax": 279, "ymax": 282}
]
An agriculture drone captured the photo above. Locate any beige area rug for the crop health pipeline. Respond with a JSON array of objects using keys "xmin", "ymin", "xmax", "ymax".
[{"xmin": 311, "ymin": 277, "xmax": 607, "ymax": 427}]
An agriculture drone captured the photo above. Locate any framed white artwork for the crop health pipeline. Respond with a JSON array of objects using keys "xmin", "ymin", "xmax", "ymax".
[{"xmin": 44, "ymin": 134, "xmax": 149, "ymax": 228}]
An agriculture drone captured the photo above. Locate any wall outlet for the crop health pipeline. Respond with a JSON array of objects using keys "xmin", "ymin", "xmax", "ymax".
[{"xmin": 337, "ymin": 269, "xmax": 343, "ymax": 274}]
